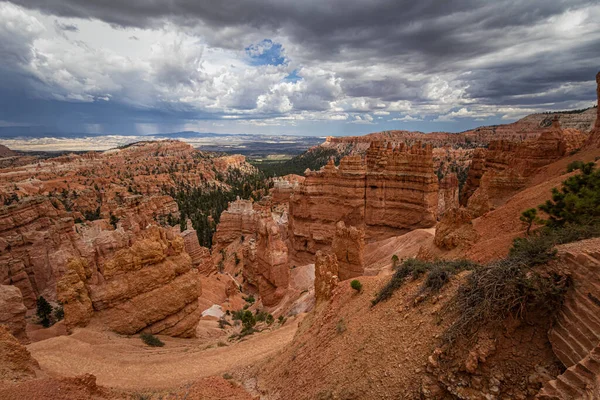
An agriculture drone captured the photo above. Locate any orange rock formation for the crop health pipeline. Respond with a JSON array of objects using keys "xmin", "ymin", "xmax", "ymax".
[
  {"xmin": 0, "ymin": 285, "xmax": 28, "ymax": 343},
  {"xmin": 314, "ymin": 251, "xmax": 339, "ymax": 305},
  {"xmin": 460, "ymin": 118, "xmax": 580, "ymax": 207},
  {"xmin": 289, "ymin": 141, "xmax": 439, "ymax": 262}
]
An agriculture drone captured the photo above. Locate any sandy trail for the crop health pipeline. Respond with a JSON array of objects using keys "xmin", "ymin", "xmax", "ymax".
[{"xmin": 27, "ymin": 322, "xmax": 298, "ymax": 391}]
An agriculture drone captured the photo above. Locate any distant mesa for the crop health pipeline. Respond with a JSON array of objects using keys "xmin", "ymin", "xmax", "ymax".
[{"xmin": 0, "ymin": 144, "xmax": 17, "ymax": 157}]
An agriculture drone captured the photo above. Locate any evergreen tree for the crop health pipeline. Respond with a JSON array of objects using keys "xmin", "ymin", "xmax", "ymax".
[
  {"xmin": 539, "ymin": 165, "xmax": 600, "ymax": 227},
  {"xmin": 36, "ymin": 296, "xmax": 53, "ymax": 328}
]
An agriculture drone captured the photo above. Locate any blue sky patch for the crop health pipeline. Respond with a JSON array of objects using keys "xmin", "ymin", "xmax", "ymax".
[
  {"xmin": 245, "ymin": 39, "xmax": 287, "ymax": 66},
  {"xmin": 284, "ymin": 69, "xmax": 302, "ymax": 83}
]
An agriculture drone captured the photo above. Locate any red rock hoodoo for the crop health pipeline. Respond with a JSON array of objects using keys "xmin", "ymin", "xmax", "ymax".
[{"xmin": 289, "ymin": 141, "xmax": 438, "ymax": 262}]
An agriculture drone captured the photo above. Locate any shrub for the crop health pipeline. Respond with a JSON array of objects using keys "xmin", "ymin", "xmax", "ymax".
[
  {"xmin": 350, "ymin": 280, "xmax": 363, "ymax": 292},
  {"xmin": 566, "ymin": 160, "xmax": 594, "ymax": 173},
  {"xmin": 336, "ymin": 319, "xmax": 347, "ymax": 334},
  {"xmin": 36, "ymin": 296, "xmax": 53, "ymax": 328},
  {"xmin": 243, "ymin": 295, "xmax": 256, "ymax": 304},
  {"xmin": 444, "ymin": 258, "xmax": 570, "ymax": 343},
  {"xmin": 372, "ymin": 259, "xmax": 478, "ymax": 306},
  {"xmin": 222, "ymin": 373, "xmax": 233, "ymax": 380},
  {"xmin": 109, "ymin": 213, "xmax": 119, "ymax": 229},
  {"xmin": 218, "ymin": 318, "xmax": 231, "ymax": 329},
  {"xmin": 266, "ymin": 314, "xmax": 274, "ymax": 325},
  {"xmin": 232, "ymin": 310, "xmax": 245, "ymax": 321},
  {"xmin": 519, "ymin": 208, "xmax": 539, "ymax": 235},
  {"xmin": 53, "ymin": 304, "xmax": 64, "ymax": 321},
  {"xmin": 391, "ymin": 254, "xmax": 399, "ymax": 269},
  {"xmin": 255, "ymin": 310, "xmax": 268, "ymax": 322},
  {"xmin": 539, "ymin": 165, "xmax": 599, "ymax": 227},
  {"xmin": 140, "ymin": 333, "xmax": 165, "ymax": 347}
]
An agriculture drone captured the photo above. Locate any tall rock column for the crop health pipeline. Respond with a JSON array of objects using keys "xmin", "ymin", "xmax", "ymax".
[
  {"xmin": 584, "ymin": 71, "xmax": 600, "ymax": 148},
  {"xmin": 331, "ymin": 221, "xmax": 365, "ymax": 281},
  {"xmin": 0, "ymin": 285, "xmax": 28, "ymax": 343},
  {"xmin": 438, "ymin": 173, "xmax": 459, "ymax": 218},
  {"xmin": 314, "ymin": 251, "xmax": 339, "ymax": 305}
]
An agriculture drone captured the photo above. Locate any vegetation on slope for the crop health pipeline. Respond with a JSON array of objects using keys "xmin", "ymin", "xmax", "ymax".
[
  {"xmin": 168, "ymin": 168, "xmax": 271, "ymax": 247},
  {"xmin": 251, "ymin": 147, "xmax": 349, "ymax": 177},
  {"xmin": 373, "ymin": 163, "xmax": 600, "ymax": 342}
]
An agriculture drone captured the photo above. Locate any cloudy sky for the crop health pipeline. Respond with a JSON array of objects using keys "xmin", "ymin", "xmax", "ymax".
[{"xmin": 0, "ymin": 0, "xmax": 599, "ymax": 137}]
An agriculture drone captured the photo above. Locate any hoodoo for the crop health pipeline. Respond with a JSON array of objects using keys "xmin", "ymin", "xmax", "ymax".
[{"xmin": 289, "ymin": 141, "xmax": 439, "ymax": 263}]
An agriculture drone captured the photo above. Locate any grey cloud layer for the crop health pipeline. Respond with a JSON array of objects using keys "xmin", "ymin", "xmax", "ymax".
[{"xmin": 2, "ymin": 0, "xmax": 600, "ymax": 133}]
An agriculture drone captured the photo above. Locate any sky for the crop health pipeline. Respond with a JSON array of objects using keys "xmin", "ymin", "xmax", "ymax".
[{"xmin": 0, "ymin": 0, "xmax": 599, "ymax": 137}]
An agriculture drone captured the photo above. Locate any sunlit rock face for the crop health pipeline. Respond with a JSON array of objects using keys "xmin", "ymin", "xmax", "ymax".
[
  {"xmin": 0, "ymin": 285, "xmax": 28, "ymax": 343},
  {"xmin": 460, "ymin": 119, "xmax": 583, "ymax": 208},
  {"xmin": 289, "ymin": 141, "xmax": 439, "ymax": 263},
  {"xmin": 57, "ymin": 226, "xmax": 201, "ymax": 337}
]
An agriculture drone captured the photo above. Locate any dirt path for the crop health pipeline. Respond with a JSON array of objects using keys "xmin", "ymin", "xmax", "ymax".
[{"xmin": 27, "ymin": 321, "xmax": 298, "ymax": 391}]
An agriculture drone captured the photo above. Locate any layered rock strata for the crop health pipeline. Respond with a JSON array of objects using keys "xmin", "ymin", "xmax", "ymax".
[
  {"xmin": 212, "ymin": 198, "xmax": 257, "ymax": 253},
  {"xmin": 434, "ymin": 208, "xmax": 479, "ymax": 250},
  {"xmin": 437, "ymin": 173, "xmax": 459, "ymax": 218},
  {"xmin": 331, "ymin": 221, "xmax": 365, "ymax": 281},
  {"xmin": 460, "ymin": 119, "xmax": 578, "ymax": 207},
  {"xmin": 0, "ymin": 285, "xmax": 28, "ymax": 343},
  {"xmin": 538, "ymin": 238, "xmax": 600, "ymax": 399},
  {"xmin": 314, "ymin": 251, "xmax": 339, "ymax": 305},
  {"xmin": 289, "ymin": 142, "xmax": 438, "ymax": 261},
  {"xmin": 548, "ymin": 240, "xmax": 600, "ymax": 368},
  {"xmin": 247, "ymin": 214, "xmax": 290, "ymax": 306},
  {"xmin": 212, "ymin": 198, "xmax": 292, "ymax": 307},
  {"xmin": 584, "ymin": 72, "xmax": 600, "ymax": 148},
  {"xmin": 57, "ymin": 226, "xmax": 201, "ymax": 337}
]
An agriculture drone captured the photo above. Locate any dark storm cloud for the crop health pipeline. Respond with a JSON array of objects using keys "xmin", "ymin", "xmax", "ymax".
[
  {"xmin": 2, "ymin": 0, "xmax": 600, "ymax": 132},
  {"xmin": 463, "ymin": 38, "xmax": 600, "ymax": 109},
  {"xmin": 8, "ymin": 0, "xmax": 593, "ymax": 59},
  {"xmin": 54, "ymin": 20, "xmax": 78, "ymax": 32}
]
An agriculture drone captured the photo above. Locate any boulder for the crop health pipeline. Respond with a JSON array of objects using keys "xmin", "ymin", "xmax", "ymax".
[{"xmin": 0, "ymin": 285, "xmax": 28, "ymax": 343}]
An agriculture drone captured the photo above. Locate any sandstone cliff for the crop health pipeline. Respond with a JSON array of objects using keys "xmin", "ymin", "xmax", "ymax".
[
  {"xmin": 314, "ymin": 251, "xmax": 339, "ymax": 305},
  {"xmin": 88, "ymin": 226, "xmax": 200, "ymax": 337},
  {"xmin": 460, "ymin": 119, "xmax": 578, "ymax": 207},
  {"xmin": 289, "ymin": 141, "xmax": 438, "ymax": 262},
  {"xmin": 212, "ymin": 198, "xmax": 294, "ymax": 308},
  {"xmin": 0, "ymin": 326, "xmax": 38, "ymax": 382},
  {"xmin": 434, "ymin": 207, "xmax": 479, "ymax": 250},
  {"xmin": 584, "ymin": 72, "xmax": 600, "ymax": 149},
  {"xmin": 538, "ymin": 239, "xmax": 600, "ymax": 399},
  {"xmin": 0, "ymin": 285, "xmax": 28, "ymax": 343},
  {"xmin": 437, "ymin": 173, "xmax": 459, "ymax": 218},
  {"xmin": 331, "ymin": 221, "xmax": 365, "ymax": 281}
]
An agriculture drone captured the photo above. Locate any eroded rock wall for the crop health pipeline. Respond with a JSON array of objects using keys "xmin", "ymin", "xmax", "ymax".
[
  {"xmin": 56, "ymin": 226, "xmax": 201, "ymax": 337},
  {"xmin": 460, "ymin": 119, "xmax": 575, "ymax": 207},
  {"xmin": 438, "ymin": 173, "xmax": 459, "ymax": 218},
  {"xmin": 584, "ymin": 72, "xmax": 600, "ymax": 148},
  {"xmin": 252, "ymin": 215, "xmax": 290, "ymax": 307},
  {"xmin": 0, "ymin": 285, "xmax": 27, "ymax": 343},
  {"xmin": 289, "ymin": 142, "xmax": 438, "ymax": 262},
  {"xmin": 288, "ymin": 156, "xmax": 366, "ymax": 261},
  {"xmin": 331, "ymin": 221, "xmax": 365, "ymax": 281},
  {"xmin": 365, "ymin": 142, "xmax": 438, "ymax": 231},
  {"xmin": 537, "ymin": 238, "xmax": 600, "ymax": 399},
  {"xmin": 314, "ymin": 251, "xmax": 339, "ymax": 305},
  {"xmin": 212, "ymin": 198, "xmax": 257, "ymax": 253}
]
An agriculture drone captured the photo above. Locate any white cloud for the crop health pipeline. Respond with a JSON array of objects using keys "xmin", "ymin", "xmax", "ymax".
[{"xmin": 391, "ymin": 115, "xmax": 422, "ymax": 122}]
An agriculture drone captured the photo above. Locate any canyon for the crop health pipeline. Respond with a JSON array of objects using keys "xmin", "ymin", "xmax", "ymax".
[{"xmin": 0, "ymin": 74, "xmax": 599, "ymax": 399}]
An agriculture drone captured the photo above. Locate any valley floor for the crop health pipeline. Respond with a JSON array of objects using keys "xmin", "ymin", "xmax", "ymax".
[{"xmin": 27, "ymin": 320, "xmax": 298, "ymax": 392}]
